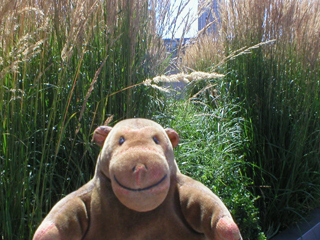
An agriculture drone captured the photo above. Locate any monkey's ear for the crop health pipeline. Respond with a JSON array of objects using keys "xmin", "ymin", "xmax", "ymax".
[
  {"xmin": 165, "ymin": 128, "xmax": 179, "ymax": 148},
  {"xmin": 92, "ymin": 126, "xmax": 113, "ymax": 147}
]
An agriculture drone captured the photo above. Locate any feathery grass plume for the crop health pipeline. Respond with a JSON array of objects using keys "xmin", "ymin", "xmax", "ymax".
[
  {"xmin": 142, "ymin": 71, "xmax": 224, "ymax": 94},
  {"xmin": 105, "ymin": 71, "xmax": 224, "ymax": 96},
  {"xmin": 146, "ymin": 71, "xmax": 224, "ymax": 84}
]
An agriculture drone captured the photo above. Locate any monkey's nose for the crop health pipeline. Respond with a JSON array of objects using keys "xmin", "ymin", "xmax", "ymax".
[
  {"xmin": 132, "ymin": 163, "xmax": 148, "ymax": 173},
  {"xmin": 132, "ymin": 163, "xmax": 148, "ymax": 187}
]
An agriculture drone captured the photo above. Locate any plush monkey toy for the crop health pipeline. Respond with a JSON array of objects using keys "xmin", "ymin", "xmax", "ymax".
[{"xmin": 33, "ymin": 118, "xmax": 242, "ymax": 240}]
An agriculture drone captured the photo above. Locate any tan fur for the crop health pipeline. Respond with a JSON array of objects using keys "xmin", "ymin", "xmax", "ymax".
[{"xmin": 33, "ymin": 118, "xmax": 242, "ymax": 240}]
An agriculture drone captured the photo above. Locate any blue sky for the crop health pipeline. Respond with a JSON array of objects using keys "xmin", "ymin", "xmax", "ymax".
[
  {"xmin": 167, "ymin": 0, "xmax": 198, "ymax": 38},
  {"xmin": 182, "ymin": 0, "xmax": 198, "ymax": 38}
]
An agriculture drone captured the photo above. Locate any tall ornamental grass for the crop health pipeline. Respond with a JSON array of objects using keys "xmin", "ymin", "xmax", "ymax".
[
  {"xmin": 182, "ymin": 0, "xmax": 320, "ymax": 237},
  {"xmin": 0, "ymin": 0, "xmax": 195, "ymax": 238}
]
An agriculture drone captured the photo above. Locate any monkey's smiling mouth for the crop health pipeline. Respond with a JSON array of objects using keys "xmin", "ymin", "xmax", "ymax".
[{"xmin": 114, "ymin": 175, "xmax": 167, "ymax": 192}]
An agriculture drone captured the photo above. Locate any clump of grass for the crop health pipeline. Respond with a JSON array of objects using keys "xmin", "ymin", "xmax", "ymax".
[
  {"xmin": 153, "ymin": 96, "xmax": 266, "ymax": 239},
  {"xmin": 182, "ymin": 0, "xmax": 320, "ymax": 237},
  {"xmin": 0, "ymin": 0, "xmax": 192, "ymax": 239}
]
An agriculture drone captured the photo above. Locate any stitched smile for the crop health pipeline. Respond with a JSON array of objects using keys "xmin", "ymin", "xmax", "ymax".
[{"xmin": 114, "ymin": 175, "xmax": 167, "ymax": 192}]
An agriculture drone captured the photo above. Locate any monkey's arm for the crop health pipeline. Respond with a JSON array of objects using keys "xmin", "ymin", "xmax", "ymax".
[
  {"xmin": 178, "ymin": 175, "xmax": 242, "ymax": 240},
  {"xmin": 33, "ymin": 189, "xmax": 90, "ymax": 240}
]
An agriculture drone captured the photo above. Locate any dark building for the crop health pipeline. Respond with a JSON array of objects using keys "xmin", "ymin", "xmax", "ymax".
[{"xmin": 198, "ymin": 0, "xmax": 220, "ymax": 34}]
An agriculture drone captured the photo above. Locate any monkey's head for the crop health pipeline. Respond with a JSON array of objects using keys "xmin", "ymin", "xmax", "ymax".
[{"xmin": 92, "ymin": 118, "xmax": 179, "ymax": 212}]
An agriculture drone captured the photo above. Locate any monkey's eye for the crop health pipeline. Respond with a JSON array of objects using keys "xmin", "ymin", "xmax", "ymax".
[
  {"xmin": 153, "ymin": 136, "xmax": 160, "ymax": 144},
  {"xmin": 119, "ymin": 136, "xmax": 125, "ymax": 145}
]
